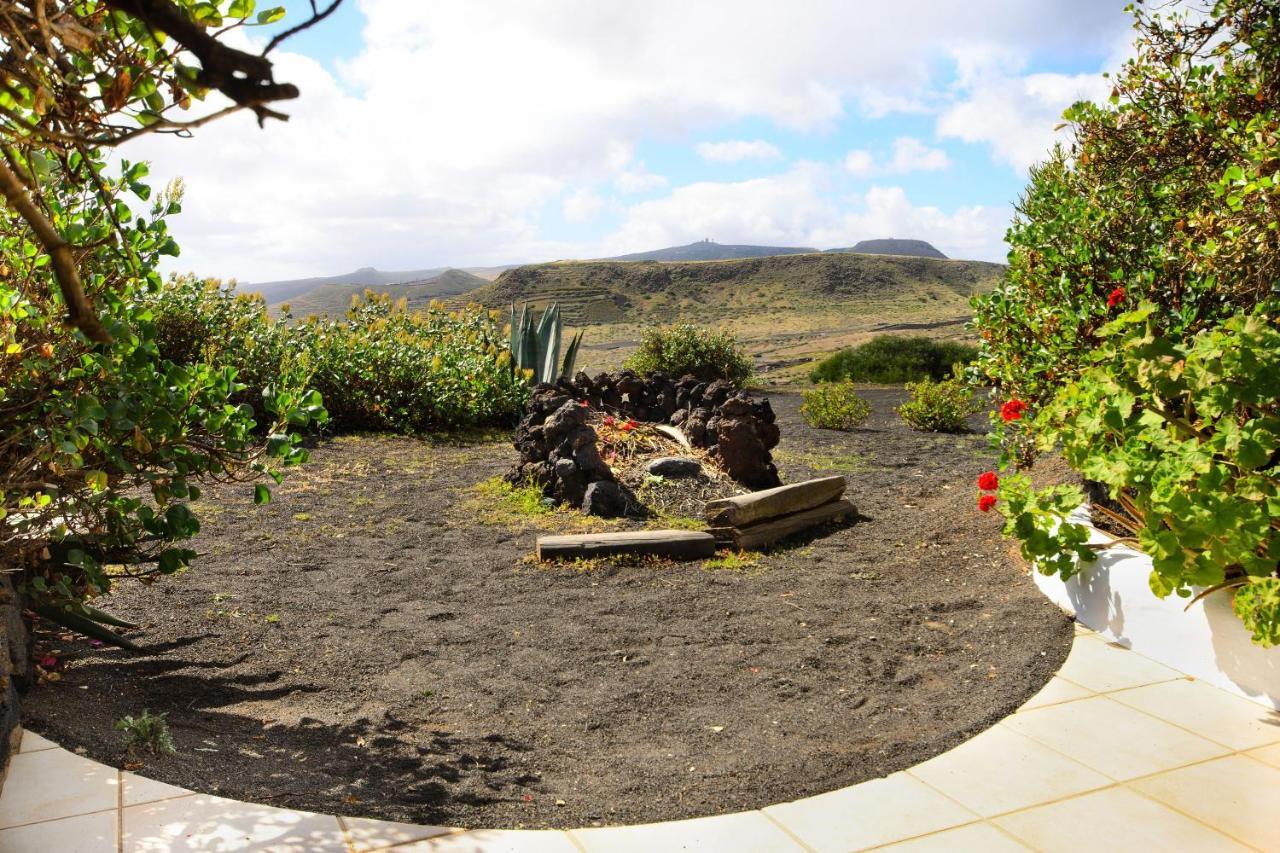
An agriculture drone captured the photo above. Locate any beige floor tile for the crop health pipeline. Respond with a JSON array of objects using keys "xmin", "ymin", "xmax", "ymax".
[
  {"xmin": 908, "ymin": 725, "xmax": 1110, "ymax": 816},
  {"xmin": 993, "ymin": 787, "xmax": 1248, "ymax": 852},
  {"xmin": 388, "ymin": 828, "xmax": 581, "ymax": 852},
  {"xmin": 0, "ymin": 809, "xmax": 117, "ymax": 853},
  {"xmin": 763, "ymin": 772, "xmax": 977, "ymax": 852},
  {"xmin": 1247, "ymin": 743, "xmax": 1280, "ymax": 769},
  {"xmin": 121, "ymin": 771, "xmax": 192, "ymax": 807},
  {"xmin": 0, "ymin": 748, "xmax": 118, "ymax": 828},
  {"xmin": 17, "ymin": 730, "xmax": 58, "ymax": 753},
  {"xmin": 341, "ymin": 814, "xmax": 453, "ymax": 851},
  {"xmin": 122, "ymin": 793, "xmax": 347, "ymax": 852},
  {"xmin": 1053, "ymin": 636, "xmax": 1182, "ymax": 692},
  {"xmin": 1108, "ymin": 679, "xmax": 1280, "ymax": 750},
  {"xmin": 1003, "ymin": 695, "xmax": 1228, "ymax": 780},
  {"xmin": 874, "ymin": 821, "xmax": 1030, "ymax": 851},
  {"xmin": 1131, "ymin": 754, "xmax": 1280, "ymax": 850},
  {"xmin": 570, "ymin": 810, "xmax": 805, "ymax": 853},
  {"xmin": 1016, "ymin": 676, "xmax": 1094, "ymax": 712}
]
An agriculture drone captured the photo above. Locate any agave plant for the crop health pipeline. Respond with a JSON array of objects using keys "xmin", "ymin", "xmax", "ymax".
[{"xmin": 509, "ymin": 302, "xmax": 584, "ymax": 384}]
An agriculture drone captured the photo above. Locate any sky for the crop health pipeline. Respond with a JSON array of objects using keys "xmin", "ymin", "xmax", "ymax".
[{"xmin": 130, "ymin": 0, "xmax": 1140, "ymax": 283}]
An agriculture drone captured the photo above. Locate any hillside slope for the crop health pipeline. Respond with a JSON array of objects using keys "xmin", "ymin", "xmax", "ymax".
[
  {"xmin": 603, "ymin": 240, "xmax": 816, "ymax": 262},
  {"xmin": 277, "ymin": 268, "xmax": 490, "ymax": 317},
  {"xmin": 827, "ymin": 239, "xmax": 948, "ymax": 259},
  {"xmin": 465, "ymin": 252, "xmax": 1003, "ymax": 326}
]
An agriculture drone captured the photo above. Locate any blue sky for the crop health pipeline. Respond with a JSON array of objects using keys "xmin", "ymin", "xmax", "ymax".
[{"xmin": 136, "ymin": 0, "xmax": 1139, "ymax": 281}]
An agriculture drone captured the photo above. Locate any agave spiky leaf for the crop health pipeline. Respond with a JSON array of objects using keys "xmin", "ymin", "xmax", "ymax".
[
  {"xmin": 35, "ymin": 604, "xmax": 142, "ymax": 653},
  {"xmin": 562, "ymin": 329, "xmax": 584, "ymax": 378},
  {"xmin": 539, "ymin": 303, "xmax": 562, "ymax": 382},
  {"xmin": 519, "ymin": 304, "xmax": 538, "ymax": 379}
]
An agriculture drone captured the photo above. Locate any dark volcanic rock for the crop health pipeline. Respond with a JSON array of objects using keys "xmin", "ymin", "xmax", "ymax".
[
  {"xmin": 581, "ymin": 481, "xmax": 627, "ymax": 517},
  {"xmin": 509, "ymin": 371, "xmax": 782, "ymax": 512},
  {"xmin": 646, "ymin": 457, "xmax": 702, "ymax": 478}
]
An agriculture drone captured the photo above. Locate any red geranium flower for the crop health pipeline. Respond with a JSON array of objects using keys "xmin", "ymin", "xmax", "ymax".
[
  {"xmin": 603, "ymin": 415, "xmax": 615, "ymax": 426},
  {"xmin": 1107, "ymin": 286, "xmax": 1125, "ymax": 308},
  {"xmin": 978, "ymin": 494, "xmax": 998, "ymax": 512},
  {"xmin": 579, "ymin": 400, "xmax": 589, "ymax": 408},
  {"xmin": 977, "ymin": 471, "xmax": 999, "ymax": 491},
  {"xmin": 38, "ymin": 655, "xmax": 57, "ymax": 668},
  {"xmin": 1000, "ymin": 399, "xmax": 1028, "ymax": 422}
]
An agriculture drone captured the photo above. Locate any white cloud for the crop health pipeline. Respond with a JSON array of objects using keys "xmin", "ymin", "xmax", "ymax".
[
  {"xmin": 126, "ymin": 0, "xmax": 1133, "ymax": 280},
  {"xmin": 842, "ymin": 137, "xmax": 950, "ymax": 177},
  {"xmin": 937, "ymin": 44, "xmax": 1114, "ymax": 173},
  {"xmin": 563, "ymin": 188, "xmax": 607, "ymax": 223},
  {"xmin": 844, "ymin": 149, "xmax": 875, "ymax": 177},
  {"xmin": 888, "ymin": 137, "xmax": 951, "ymax": 172},
  {"xmin": 614, "ymin": 166, "xmax": 668, "ymax": 194},
  {"xmin": 695, "ymin": 139, "xmax": 783, "ymax": 162},
  {"xmin": 601, "ymin": 165, "xmax": 1009, "ymax": 262}
]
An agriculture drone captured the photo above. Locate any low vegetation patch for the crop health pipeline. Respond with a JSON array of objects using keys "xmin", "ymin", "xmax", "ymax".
[
  {"xmin": 809, "ymin": 335, "xmax": 977, "ymax": 384},
  {"xmin": 897, "ymin": 375, "xmax": 980, "ymax": 433},
  {"xmin": 624, "ymin": 323, "xmax": 753, "ymax": 384},
  {"xmin": 115, "ymin": 710, "xmax": 176, "ymax": 757},
  {"xmin": 800, "ymin": 382, "xmax": 872, "ymax": 431},
  {"xmin": 702, "ymin": 550, "xmax": 762, "ymax": 572},
  {"xmin": 147, "ymin": 281, "xmax": 528, "ymax": 434}
]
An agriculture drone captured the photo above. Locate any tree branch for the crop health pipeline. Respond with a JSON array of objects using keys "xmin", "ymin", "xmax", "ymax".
[{"xmin": 0, "ymin": 156, "xmax": 110, "ymax": 342}]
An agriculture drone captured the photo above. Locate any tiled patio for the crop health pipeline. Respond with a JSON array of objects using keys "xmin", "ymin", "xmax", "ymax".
[{"xmin": 2, "ymin": 625, "xmax": 1277, "ymax": 852}]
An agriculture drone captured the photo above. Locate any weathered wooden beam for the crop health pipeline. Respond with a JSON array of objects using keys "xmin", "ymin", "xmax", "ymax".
[
  {"xmin": 704, "ymin": 476, "xmax": 846, "ymax": 527},
  {"xmin": 536, "ymin": 529, "xmax": 717, "ymax": 561},
  {"xmin": 728, "ymin": 499, "xmax": 856, "ymax": 551}
]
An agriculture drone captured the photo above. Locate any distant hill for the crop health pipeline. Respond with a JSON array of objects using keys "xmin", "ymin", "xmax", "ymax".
[
  {"xmin": 245, "ymin": 266, "xmax": 458, "ymax": 304},
  {"xmin": 256, "ymin": 268, "xmax": 491, "ymax": 317},
  {"xmin": 460, "ymin": 252, "xmax": 1003, "ymax": 326},
  {"xmin": 828, "ymin": 239, "xmax": 948, "ymax": 260},
  {"xmin": 602, "ymin": 240, "xmax": 816, "ymax": 262}
]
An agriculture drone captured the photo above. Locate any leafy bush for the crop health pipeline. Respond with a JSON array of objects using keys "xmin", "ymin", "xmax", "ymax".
[
  {"xmin": 624, "ymin": 324, "xmax": 753, "ymax": 384},
  {"xmin": 116, "ymin": 709, "xmax": 176, "ymax": 756},
  {"xmin": 1, "ymin": 151, "xmax": 323, "ymax": 645},
  {"xmin": 898, "ymin": 375, "xmax": 980, "ymax": 432},
  {"xmin": 800, "ymin": 382, "xmax": 872, "ymax": 431},
  {"xmin": 972, "ymin": 0, "xmax": 1280, "ymax": 646},
  {"xmin": 146, "ymin": 283, "xmax": 529, "ymax": 434},
  {"xmin": 299, "ymin": 296, "xmax": 528, "ymax": 433},
  {"xmin": 810, "ymin": 336, "xmax": 977, "ymax": 384}
]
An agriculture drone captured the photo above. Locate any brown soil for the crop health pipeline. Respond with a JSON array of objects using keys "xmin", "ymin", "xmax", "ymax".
[{"xmin": 24, "ymin": 388, "xmax": 1072, "ymax": 830}]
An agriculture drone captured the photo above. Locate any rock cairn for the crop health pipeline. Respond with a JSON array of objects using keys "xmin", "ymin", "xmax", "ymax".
[{"xmin": 508, "ymin": 371, "xmax": 781, "ymax": 515}]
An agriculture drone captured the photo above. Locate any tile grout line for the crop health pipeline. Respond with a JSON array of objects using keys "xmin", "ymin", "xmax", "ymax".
[
  {"xmin": 1094, "ymin": 688, "xmax": 1280, "ymax": 753},
  {"xmin": 0, "ymin": 805, "xmax": 120, "ymax": 832},
  {"xmin": 1120, "ymin": 781, "xmax": 1266, "ymax": 852},
  {"xmin": 756, "ymin": 807, "xmax": 819, "ymax": 853},
  {"xmin": 116, "ymin": 769, "xmax": 123, "ymax": 853}
]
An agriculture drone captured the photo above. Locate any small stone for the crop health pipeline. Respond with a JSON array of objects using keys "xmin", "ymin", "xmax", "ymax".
[{"xmin": 646, "ymin": 456, "xmax": 702, "ymax": 478}]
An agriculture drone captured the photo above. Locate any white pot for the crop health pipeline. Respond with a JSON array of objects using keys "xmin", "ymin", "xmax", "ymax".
[{"xmin": 1032, "ymin": 505, "xmax": 1280, "ymax": 710}]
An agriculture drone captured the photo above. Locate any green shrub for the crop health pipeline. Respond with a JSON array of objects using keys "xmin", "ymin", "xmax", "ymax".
[
  {"xmin": 297, "ymin": 296, "xmax": 528, "ymax": 433},
  {"xmin": 809, "ymin": 336, "xmax": 977, "ymax": 384},
  {"xmin": 116, "ymin": 709, "xmax": 176, "ymax": 756},
  {"xmin": 973, "ymin": 0, "xmax": 1280, "ymax": 646},
  {"xmin": 898, "ymin": 375, "xmax": 980, "ymax": 432},
  {"xmin": 800, "ymin": 382, "xmax": 872, "ymax": 431},
  {"xmin": 146, "ymin": 283, "xmax": 529, "ymax": 434},
  {"xmin": 624, "ymin": 323, "xmax": 753, "ymax": 384},
  {"xmin": 1, "ymin": 151, "xmax": 324, "ymax": 648}
]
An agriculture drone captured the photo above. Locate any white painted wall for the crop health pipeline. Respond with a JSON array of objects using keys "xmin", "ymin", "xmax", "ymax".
[{"xmin": 1033, "ymin": 506, "xmax": 1280, "ymax": 710}]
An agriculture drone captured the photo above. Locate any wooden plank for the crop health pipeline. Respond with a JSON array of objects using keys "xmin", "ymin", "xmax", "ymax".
[
  {"xmin": 730, "ymin": 499, "xmax": 856, "ymax": 550},
  {"xmin": 704, "ymin": 476, "xmax": 846, "ymax": 527},
  {"xmin": 537, "ymin": 529, "xmax": 717, "ymax": 561}
]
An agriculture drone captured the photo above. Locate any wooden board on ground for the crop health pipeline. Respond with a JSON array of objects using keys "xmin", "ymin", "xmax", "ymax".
[
  {"xmin": 705, "ymin": 475, "xmax": 846, "ymax": 527},
  {"xmin": 536, "ymin": 529, "xmax": 717, "ymax": 561},
  {"xmin": 727, "ymin": 499, "xmax": 856, "ymax": 551}
]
